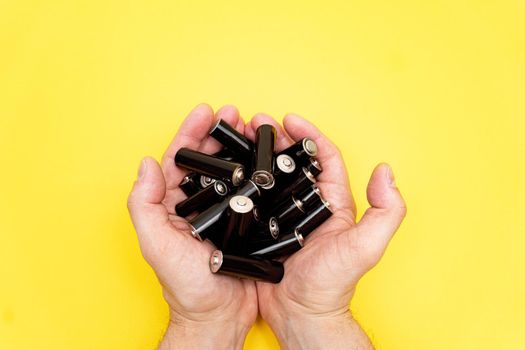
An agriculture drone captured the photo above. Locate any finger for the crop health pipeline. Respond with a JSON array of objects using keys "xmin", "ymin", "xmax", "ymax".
[
  {"xmin": 199, "ymin": 104, "xmax": 244, "ymax": 154},
  {"xmin": 128, "ymin": 157, "xmax": 188, "ymax": 261},
  {"xmin": 244, "ymin": 113, "xmax": 294, "ymax": 152},
  {"xmin": 161, "ymin": 103, "xmax": 215, "ymax": 190},
  {"xmin": 351, "ymin": 163, "xmax": 407, "ymax": 269},
  {"xmin": 283, "ymin": 113, "xmax": 356, "ymax": 218}
]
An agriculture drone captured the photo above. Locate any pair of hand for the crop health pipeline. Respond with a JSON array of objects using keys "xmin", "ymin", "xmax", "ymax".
[{"xmin": 127, "ymin": 104, "xmax": 406, "ymax": 349}]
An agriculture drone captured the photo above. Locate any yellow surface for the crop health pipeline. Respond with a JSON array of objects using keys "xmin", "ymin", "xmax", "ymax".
[{"xmin": 1, "ymin": 1, "xmax": 524, "ymax": 349}]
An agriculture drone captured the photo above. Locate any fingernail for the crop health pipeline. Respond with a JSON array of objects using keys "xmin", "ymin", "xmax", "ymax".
[
  {"xmin": 138, "ymin": 158, "xmax": 147, "ymax": 180},
  {"xmin": 386, "ymin": 164, "xmax": 396, "ymax": 188}
]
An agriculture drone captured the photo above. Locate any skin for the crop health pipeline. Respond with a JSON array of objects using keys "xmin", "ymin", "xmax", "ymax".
[{"xmin": 127, "ymin": 104, "xmax": 407, "ymax": 349}]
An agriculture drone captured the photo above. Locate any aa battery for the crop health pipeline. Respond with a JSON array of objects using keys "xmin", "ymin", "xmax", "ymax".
[
  {"xmin": 252, "ymin": 125, "xmax": 276, "ymax": 189},
  {"xmin": 175, "ymin": 181, "xmax": 229, "ymax": 217},
  {"xmin": 179, "ymin": 174, "xmax": 201, "ymax": 197},
  {"xmin": 175, "ymin": 147, "xmax": 245, "ymax": 186},
  {"xmin": 270, "ymin": 196, "xmax": 305, "ymax": 232},
  {"xmin": 273, "ymin": 154, "xmax": 297, "ymax": 182},
  {"xmin": 209, "ymin": 119, "xmax": 253, "ymax": 157},
  {"xmin": 278, "ymin": 138, "xmax": 318, "ymax": 165},
  {"xmin": 221, "ymin": 195, "xmax": 254, "ymax": 253},
  {"xmin": 306, "ymin": 158, "xmax": 322, "ymax": 177},
  {"xmin": 250, "ymin": 230, "xmax": 304, "ymax": 258},
  {"xmin": 297, "ymin": 185, "xmax": 323, "ymax": 212},
  {"xmin": 209, "ymin": 250, "xmax": 284, "ymax": 283},
  {"xmin": 188, "ymin": 180, "xmax": 260, "ymax": 242},
  {"xmin": 294, "ymin": 199, "xmax": 333, "ymax": 238}
]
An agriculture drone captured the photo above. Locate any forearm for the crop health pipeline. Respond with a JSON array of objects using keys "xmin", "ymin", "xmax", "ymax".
[
  {"xmin": 269, "ymin": 312, "xmax": 373, "ymax": 350},
  {"xmin": 158, "ymin": 319, "xmax": 250, "ymax": 350}
]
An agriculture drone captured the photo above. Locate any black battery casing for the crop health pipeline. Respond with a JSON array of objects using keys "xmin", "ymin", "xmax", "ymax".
[{"xmin": 209, "ymin": 250, "xmax": 284, "ymax": 283}]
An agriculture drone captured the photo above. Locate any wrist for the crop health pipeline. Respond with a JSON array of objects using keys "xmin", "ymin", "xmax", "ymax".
[
  {"xmin": 266, "ymin": 311, "xmax": 373, "ymax": 350},
  {"xmin": 159, "ymin": 315, "xmax": 250, "ymax": 350}
]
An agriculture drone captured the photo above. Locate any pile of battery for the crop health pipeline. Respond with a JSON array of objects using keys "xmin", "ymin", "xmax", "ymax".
[{"xmin": 174, "ymin": 119, "xmax": 332, "ymax": 283}]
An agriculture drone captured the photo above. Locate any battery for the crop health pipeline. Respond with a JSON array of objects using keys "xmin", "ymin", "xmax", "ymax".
[
  {"xmin": 297, "ymin": 184, "xmax": 323, "ymax": 212},
  {"xmin": 252, "ymin": 125, "xmax": 276, "ymax": 189},
  {"xmin": 278, "ymin": 138, "xmax": 318, "ymax": 165},
  {"xmin": 187, "ymin": 180, "xmax": 261, "ymax": 242},
  {"xmin": 209, "ymin": 250, "xmax": 284, "ymax": 283},
  {"xmin": 175, "ymin": 181, "xmax": 229, "ymax": 217},
  {"xmin": 175, "ymin": 147, "xmax": 245, "ymax": 186},
  {"xmin": 273, "ymin": 154, "xmax": 297, "ymax": 183},
  {"xmin": 270, "ymin": 195, "xmax": 305, "ymax": 232},
  {"xmin": 221, "ymin": 195, "xmax": 254, "ymax": 253},
  {"xmin": 179, "ymin": 173, "xmax": 201, "ymax": 197},
  {"xmin": 209, "ymin": 119, "xmax": 253, "ymax": 157},
  {"xmin": 250, "ymin": 230, "xmax": 304, "ymax": 258},
  {"xmin": 306, "ymin": 158, "xmax": 322, "ymax": 177},
  {"xmin": 294, "ymin": 199, "xmax": 333, "ymax": 238}
]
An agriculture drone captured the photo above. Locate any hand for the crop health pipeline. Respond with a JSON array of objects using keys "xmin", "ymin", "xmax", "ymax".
[
  {"xmin": 127, "ymin": 104, "xmax": 258, "ymax": 350},
  {"xmin": 245, "ymin": 113, "xmax": 407, "ymax": 349}
]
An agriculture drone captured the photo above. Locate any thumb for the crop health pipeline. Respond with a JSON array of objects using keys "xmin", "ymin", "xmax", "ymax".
[
  {"xmin": 353, "ymin": 163, "xmax": 407, "ymax": 269},
  {"xmin": 127, "ymin": 157, "xmax": 171, "ymax": 259}
]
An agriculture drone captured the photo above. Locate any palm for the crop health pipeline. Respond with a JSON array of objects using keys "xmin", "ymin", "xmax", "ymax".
[{"xmin": 152, "ymin": 220, "xmax": 257, "ymax": 323}]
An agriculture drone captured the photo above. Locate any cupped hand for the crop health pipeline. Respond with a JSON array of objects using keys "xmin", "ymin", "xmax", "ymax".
[
  {"xmin": 127, "ymin": 104, "xmax": 257, "ymax": 349},
  {"xmin": 244, "ymin": 113, "xmax": 407, "ymax": 349}
]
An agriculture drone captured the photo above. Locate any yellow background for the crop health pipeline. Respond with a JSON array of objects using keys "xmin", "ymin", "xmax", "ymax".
[{"xmin": 1, "ymin": 1, "xmax": 524, "ymax": 349}]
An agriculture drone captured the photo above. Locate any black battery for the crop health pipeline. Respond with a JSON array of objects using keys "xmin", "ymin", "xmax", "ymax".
[
  {"xmin": 209, "ymin": 119, "xmax": 253, "ymax": 158},
  {"xmin": 175, "ymin": 181, "xmax": 229, "ymax": 217},
  {"xmin": 306, "ymin": 158, "xmax": 322, "ymax": 177},
  {"xmin": 273, "ymin": 154, "xmax": 297, "ymax": 183},
  {"xmin": 221, "ymin": 195, "xmax": 254, "ymax": 254},
  {"xmin": 252, "ymin": 124, "xmax": 276, "ymax": 189},
  {"xmin": 278, "ymin": 137, "xmax": 318, "ymax": 165},
  {"xmin": 209, "ymin": 250, "xmax": 284, "ymax": 283},
  {"xmin": 270, "ymin": 195, "xmax": 305, "ymax": 233},
  {"xmin": 175, "ymin": 147, "xmax": 245, "ymax": 186},
  {"xmin": 297, "ymin": 184, "xmax": 323, "ymax": 212},
  {"xmin": 178, "ymin": 173, "xmax": 201, "ymax": 197},
  {"xmin": 187, "ymin": 180, "xmax": 261, "ymax": 242},
  {"xmin": 250, "ymin": 230, "xmax": 304, "ymax": 258},
  {"xmin": 294, "ymin": 199, "xmax": 333, "ymax": 238}
]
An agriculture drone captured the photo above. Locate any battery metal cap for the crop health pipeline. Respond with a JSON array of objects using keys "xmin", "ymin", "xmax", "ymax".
[
  {"xmin": 214, "ymin": 181, "xmax": 229, "ymax": 195},
  {"xmin": 276, "ymin": 154, "xmax": 296, "ymax": 174},
  {"xmin": 210, "ymin": 250, "xmax": 223, "ymax": 273},
  {"xmin": 252, "ymin": 170, "xmax": 275, "ymax": 189},
  {"xmin": 269, "ymin": 217, "xmax": 279, "ymax": 239},
  {"xmin": 232, "ymin": 167, "xmax": 245, "ymax": 186},
  {"xmin": 303, "ymin": 138, "xmax": 318, "ymax": 157},
  {"xmin": 200, "ymin": 176, "xmax": 216, "ymax": 188},
  {"xmin": 294, "ymin": 228, "xmax": 305, "ymax": 247},
  {"xmin": 229, "ymin": 195, "xmax": 254, "ymax": 213},
  {"xmin": 189, "ymin": 223, "xmax": 203, "ymax": 242}
]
